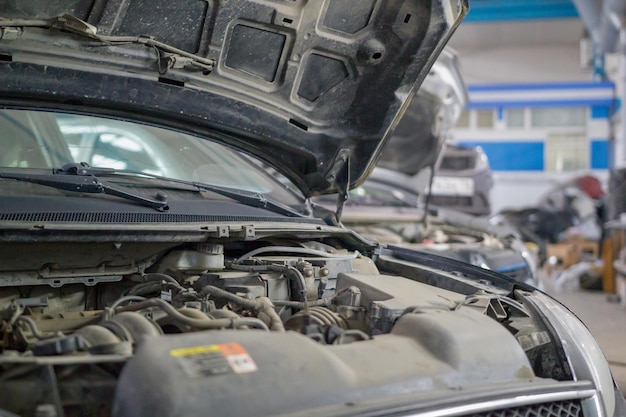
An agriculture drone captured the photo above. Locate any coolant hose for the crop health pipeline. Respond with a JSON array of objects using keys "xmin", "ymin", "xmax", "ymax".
[
  {"xmin": 126, "ymin": 282, "xmax": 181, "ymax": 296},
  {"xmin": 115, "ymin": 298, "xmax": 269, "ymax": 331},
  {"xmin": 268, "ymin": 265, "xmax": 308, "ymax": 304},
  {"xmin": 142, "ymin": 273, "xmax": 182, "ymax": 287},
  {"xmin": 200, "ymin": 286, "xmax": 285, "ymax": 332},
  {"xmin": 272, "ymin": 286, "xmax": 353, "ymax": 309}
]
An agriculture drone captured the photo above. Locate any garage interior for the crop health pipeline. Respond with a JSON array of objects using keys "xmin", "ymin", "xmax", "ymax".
[{"xmin": 447, "ymin": 0, "xmax": 626, "ymax": 396}]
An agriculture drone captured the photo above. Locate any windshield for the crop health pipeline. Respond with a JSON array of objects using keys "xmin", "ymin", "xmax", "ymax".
[
  {"xmin": 347, "ymin": 183, "xmax": 418, "ymax": 208},
  {"xmin": 0, "ymin": 109, "xmax": 303, "ymax": 205}
]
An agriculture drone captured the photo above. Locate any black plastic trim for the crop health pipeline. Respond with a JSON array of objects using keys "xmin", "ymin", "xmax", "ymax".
[{"xmin": 0, "ymin": 212, "xmax": 324, "ymax": 225}]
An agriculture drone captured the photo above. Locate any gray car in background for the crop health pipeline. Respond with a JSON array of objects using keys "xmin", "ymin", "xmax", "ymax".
[
  {"xmin": 429, "ymin": 143, "xmax": 495, "ymax": 215},
  {"xmin": 313, "ymin": 49, "xmax": 537, "ymax": 286}
]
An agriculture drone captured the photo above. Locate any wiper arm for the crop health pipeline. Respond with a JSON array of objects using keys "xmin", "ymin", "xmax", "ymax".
[
  {"xmin": 56, "ymin": 163, "xmax": 303, "ymax": 217},
  {"xmin": 0, "ymin": 166, "xmax": 168, "ymax": 211}
]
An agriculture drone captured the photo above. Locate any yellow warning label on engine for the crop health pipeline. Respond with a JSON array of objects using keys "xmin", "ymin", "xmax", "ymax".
[
  {"xmin": 170, "ymin": 343, "xmax": 257, "ymax": 376},
  {"xmin": 170, "ymin": 345, "xmax": 220, "ymax": 357}
]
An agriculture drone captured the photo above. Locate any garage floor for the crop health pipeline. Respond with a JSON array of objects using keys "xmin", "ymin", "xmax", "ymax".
[{"xmin": 545, "ymin": 284, "xmax": 626, "ymax": 396}]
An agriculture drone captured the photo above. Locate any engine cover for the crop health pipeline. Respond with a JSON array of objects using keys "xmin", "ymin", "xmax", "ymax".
[{"xmin": 113, "ymin": 299, "xmax": 533, "ymax": 417}]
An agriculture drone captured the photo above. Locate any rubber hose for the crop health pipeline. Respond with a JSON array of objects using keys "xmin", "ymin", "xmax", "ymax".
[
  {"xmin": 200, "ymin": 286, "xmax": 284, "ymax": 331},
  {"xmin": 142, "ymin": 273, "xmax": 182, "ymax": 287},
  {"xmin": 115, "ymin": 298, "xmax": 269, "ymax": 331}
]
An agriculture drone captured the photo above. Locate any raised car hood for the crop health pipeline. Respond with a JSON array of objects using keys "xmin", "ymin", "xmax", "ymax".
[{"xmin": 0, "ymin": 0, "xmax": 467, "ymax": 197}]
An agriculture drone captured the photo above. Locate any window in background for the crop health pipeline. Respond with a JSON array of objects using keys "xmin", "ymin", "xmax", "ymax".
[
  {"xmin": 506, "ymin": 108, "xmax": 525, "ymax": 128},
  {"xmin": 545, "ymin": 133, "xmax": 588, "ymax": 172},
  {"xmin": 456, "ymin": 110, "xmax": 470, "ymax": 128},
  {"xmin": 531, "ymin": 107, "xmax": 587, "ymax": 127},
  {"xmin": 476, "ymin": 109, "xmax": 494, "ymax": 128}
]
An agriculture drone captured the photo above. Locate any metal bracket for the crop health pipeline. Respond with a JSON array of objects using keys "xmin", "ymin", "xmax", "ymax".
[
  {"xmin": 0, "ymin": 27, "xmax": 21, "ymax": 40},
  {"xmin": 218, "ymin": 226, "xmax": 230, "ymax": 238}
]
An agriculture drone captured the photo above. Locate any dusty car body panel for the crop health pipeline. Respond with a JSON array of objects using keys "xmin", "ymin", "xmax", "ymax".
[{"xmin": 0, "ymin": 1, "xmax": 624, "ymax": 417}]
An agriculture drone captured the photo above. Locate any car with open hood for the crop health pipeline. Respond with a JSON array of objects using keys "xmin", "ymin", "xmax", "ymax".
[
  {"xmin": 330, "ymin": 181, "xmax": 542, "ymax": 289},
  {"xmin": 373, "ymin": 49, "xmax": 493, "ymax": 217},
  {"xmin": 0, "ymin": 1, "xmax": 624, "ymax": 417},
  {"xmin": 314, "ymin": 49, "xmax": 538, "ymax": 288}
]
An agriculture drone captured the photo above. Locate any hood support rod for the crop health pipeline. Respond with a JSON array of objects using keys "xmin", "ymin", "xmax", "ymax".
[{"xmin": 325, "ymin": 149, "xmax": 351, "ymax": 223}]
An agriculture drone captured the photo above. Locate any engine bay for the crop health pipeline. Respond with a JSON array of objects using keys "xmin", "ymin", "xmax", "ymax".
[{"xmin": 0, "ymin": 238, "xmax": 572, "ymax": 417}]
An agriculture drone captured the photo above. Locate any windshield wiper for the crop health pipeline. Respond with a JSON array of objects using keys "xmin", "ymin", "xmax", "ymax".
[
  {"xmin": 63, "ymin": 163, "xmax": 304, "ymax": 217},
  {"xmin": 0, "ymin": 163, "xmax": 303, "ymax": 216},
  {"xmin": 0, "ymin": 165, "xmax": 168, "ymax": 211}
]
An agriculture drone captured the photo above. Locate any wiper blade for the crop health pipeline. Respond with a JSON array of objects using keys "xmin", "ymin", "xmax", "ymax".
[
  {"xmin": 56, "ymin": 163, "xmax": 303, "ymax": 217},
  {"xmin": 0, "ymin": 166, "xmax": 168, "ymax": 211}
]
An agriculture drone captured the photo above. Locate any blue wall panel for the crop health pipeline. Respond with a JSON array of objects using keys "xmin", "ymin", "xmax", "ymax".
[
  {"xmin": 464, "ymin": 0, "xmax": 579, "ymax": 22},
  {"xmin": 590, "ymin": 139, "xmax": 609, "ymax": 169},
  {"xmin": 591, "ymin": 106, "xmax": 611, "ymax": 119},
  {"xmin": 457, "ymin": 141, "xmax": 545, "ymax": 171}
]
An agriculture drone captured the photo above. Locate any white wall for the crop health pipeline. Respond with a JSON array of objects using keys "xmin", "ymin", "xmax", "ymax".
[
  {"xmin": 490, "ymin": 171, "xmax": 609, "ymax": 212},
  {"xmin": 449, "ymin": 19, "xmax": 591, "ymax": 84},
  {"xmin": 447, "ymin": 19, "xmax": 610, "ymax": 214}
]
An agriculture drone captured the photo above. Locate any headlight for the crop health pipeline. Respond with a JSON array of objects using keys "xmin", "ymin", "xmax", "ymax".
[
  {"xmin": 529, "ymin": 292, "xmax": 615, "ymax": 416},
  {"xmin": 473, "ymin": 147, "xmax": 490, "ymax": 171}
]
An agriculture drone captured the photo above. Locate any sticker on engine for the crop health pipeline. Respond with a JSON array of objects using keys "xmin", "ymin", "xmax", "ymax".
[{"xmin": 170, "ymin": 343, "xmax": 257, "ymax": 377}]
